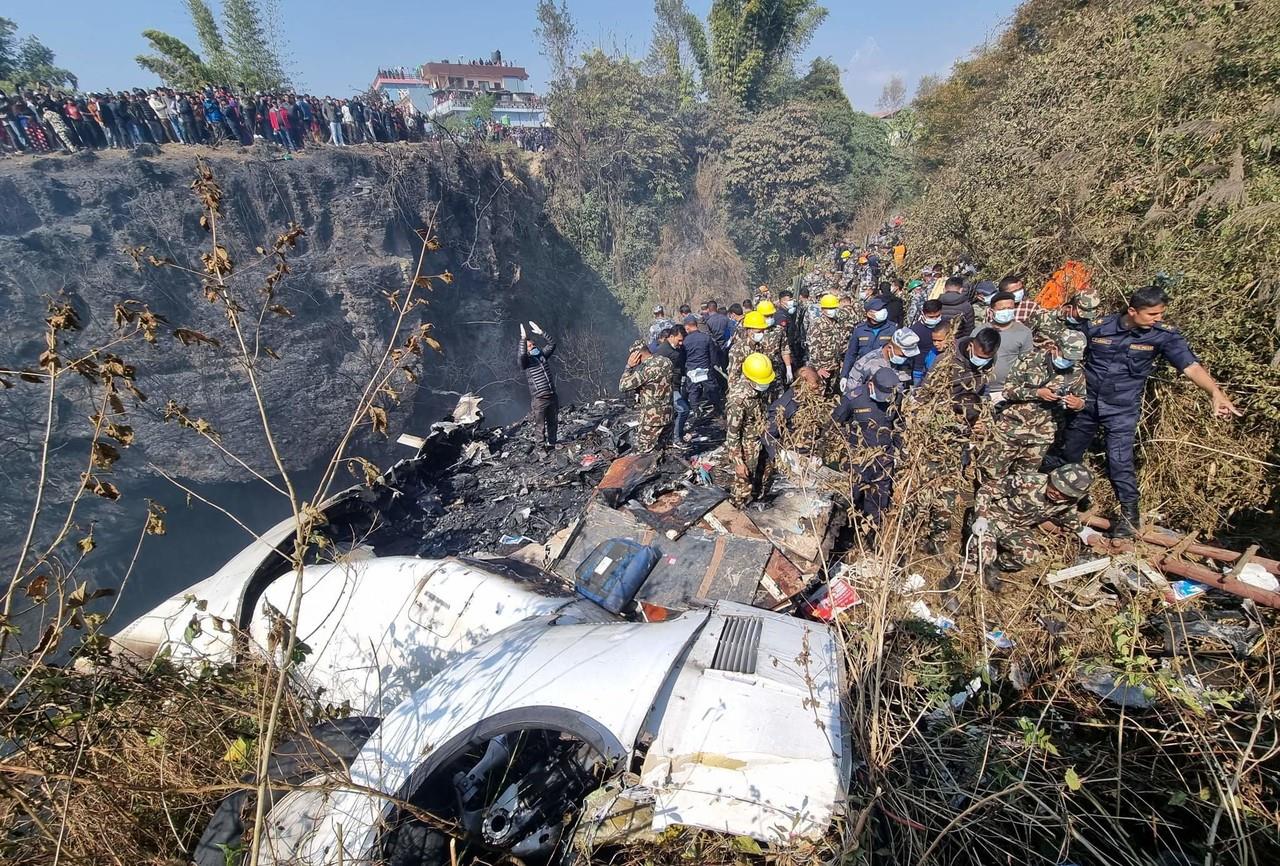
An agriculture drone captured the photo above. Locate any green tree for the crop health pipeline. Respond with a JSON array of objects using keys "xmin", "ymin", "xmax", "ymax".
[
  {"xmin": 467, "ymin": 91, "xmax": 496, "ymax": 125},
  {"xmin": 8, "ymin": 32, "xmax": 76, "ymax": 89},
  {"xmin": 696, "ymin": 0, "xmax": 827, "ymax": 110},
  {"xmin": 535, "ymin": 0, "xmax": 578, "ymax": 84},
  {"xmin": 222, "ymin": 0, "xmax": 288, "ymax": 90},
  {"xmin": 647, "ymin": 0, "xmax": 706, "ymax": 101},
  {"xmin": 0, "ymin": 17, "xmax": 17, "ymax": 82},
  {"xmin": 136, "ymin": 30, "xmax": 214, "ymax": 90},
  {"xmin": 721, "ymin": 102, "xmax": 849, "ymax": 275},
  {"xmin": 185, "ymin": 0, "xmax": 230, "ymax": 79}
]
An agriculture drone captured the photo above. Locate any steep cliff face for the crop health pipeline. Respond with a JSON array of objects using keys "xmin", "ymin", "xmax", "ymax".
[{"xmin": 0, "ymin": 145, "xmax": 632, "ymax": 604}]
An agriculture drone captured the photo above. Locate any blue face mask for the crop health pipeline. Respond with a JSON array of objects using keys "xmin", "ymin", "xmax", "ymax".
[
  {"xmin": 890, "ymin": 354, "xmax": 908, "ymax": 366},
  {"xmin": 993, "ymin": 309, "xmax": 1016, "ymax": 325},
  {"xmin": 529, "ymin": 348, "xmax": 541, "ymax": 357},
  {"xmin": 923, "ymin": 316, "xmax": 942, "ymax": 327},
  {"xmin": 1052, "ymin": 356, "xmax": 1074, "ymax": 370},
  {"xmin": 765, "ymin": 316, "xmax": 775, "ymax": 327},
  {"xmin": 969, "ymin": 352, "xmax": 991, "ymax": 368}
]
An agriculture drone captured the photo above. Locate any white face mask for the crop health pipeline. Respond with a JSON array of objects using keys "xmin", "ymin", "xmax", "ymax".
[
  {"xmin": 752, "ymin": 332, "xmax": 764, "ymax": 343},
  {"xmin": 870, "ymin": 309, "xmax": 888, "ymax": 323},
  {"xmin": 752, "ymin": 381, "xmax": 771, "ymax": 392},
  {"xmin": 765, "ymin": 316, "xmax": 775, "ymax": 327},
  {"xmin": 923, "ymin": 316, "xmax": 942, "ymax": 327},
  {"xmin": 825, "ymin": 309, "xmax": 838, "ymax": 319},
  {"xmin": 993, "ymin": 309, "xmax": 1016, "ymax": 325},
  {"xmin": 786, "ymin": 302, "xmax": 797, "ymax": 313},
  {"xmin": 1012, "ymin": 289, "xmax": 1025, "ymax": 303}
]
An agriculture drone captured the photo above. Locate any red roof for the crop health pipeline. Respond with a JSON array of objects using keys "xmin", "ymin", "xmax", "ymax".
[{"xmin": 419, "ymin": 61, "xmax": 528, "ymax": 80}]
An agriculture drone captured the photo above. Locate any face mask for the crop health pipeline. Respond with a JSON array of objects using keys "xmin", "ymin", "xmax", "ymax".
[
  {"xmin": 1012, "ymin": 290, "xmax": 1025, "ymax": 302},
  {"xmin": 529, "ymin": 348, "xmax": 541, "ymax": 357},
  {"xmin": 753, "ymin": 332, "xmax": 764, "ymax": 343},
  {"xmin": 890, "ymin": 353, "xmax": 908, "ymax": 366},
  {"xmin": 752, "ymin": 382, "xmax": 771, "ymax": 392},
  {"xmin": 871, "ymin": 309, "xmax": 888, "ymax": 323},
  {"xmin": 825, "ymin": 309, "xmax": 838, "ymax": 319},
  {"xmin": 1065, "ymin": 315, "xmax": 1081, "ymax": 325},
  {"xmin": 786, "ymin": 302, "xmax": 797, "ymax": 313},
  {"xmin": 1052, "ymin": 356, "xmax": 1075, "ymax": 370},
  {"xmin": 765, "ymin": 316, "xmax": 775, "ymax": 327},
  {"xmin": 993, "ymin": 309, "xmax": 1016, "ymax": 325},
  {"xmin": 923, "ymin": 316, "xmax": 942, "ymax": 327},
  {"xmin": 969, "ymin": 352, "xmax": 991, "ymax": 368}
]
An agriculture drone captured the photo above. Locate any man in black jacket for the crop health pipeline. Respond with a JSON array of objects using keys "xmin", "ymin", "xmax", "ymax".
[{"xmin": 519, "ymin": 321, "xmax": 559, "ymax": 448}]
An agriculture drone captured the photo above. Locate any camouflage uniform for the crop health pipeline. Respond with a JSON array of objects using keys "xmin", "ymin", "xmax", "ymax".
[
  {"xmin": 974, "ymin": 470, "xmax": 1086, "ymax": 571},
  {"xmin": 1028, "ymin": 307, "xmax": 1085, "ymax": 350},
  {"xmin": 727, "ymin": 328, "xmax": 785, "ymax": 387},
  {"xmin": 619, "ymin": 354, "xmax": 675, "ymax": 452},
  {"xmin": 978, "ymin": 350, "xmax": 1087, "ymax": 481},
  {"xmin": 724, "ymin": 378, "xmax": 772, "ymax": 505},
  {"xmin": 804, "ymin": 310, "xmax": 853, "ymax": 382}
]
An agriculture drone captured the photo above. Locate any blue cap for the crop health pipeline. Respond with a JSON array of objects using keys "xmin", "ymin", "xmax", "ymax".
[{"xmin": 866, "ymin": 298, "xmax": 886, "ymax": 312}]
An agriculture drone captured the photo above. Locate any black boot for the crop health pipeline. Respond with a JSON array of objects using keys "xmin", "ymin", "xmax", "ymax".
[
  {"xmin": 1111, "ymin": 501, "xmax": 1140, "ymax": 539},
  {"xmin": 982, "ymin": 563, "xmax": 1006, "ymax": 593}
]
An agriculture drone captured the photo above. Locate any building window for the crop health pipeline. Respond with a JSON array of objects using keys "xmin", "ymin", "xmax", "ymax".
[{"xmin": 466, "ymin": 80, "xmax": 474, "ymax": 89}]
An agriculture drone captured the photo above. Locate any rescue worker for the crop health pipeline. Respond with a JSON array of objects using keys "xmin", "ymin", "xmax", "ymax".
[
  {"xmin": 806, "ymin": 293, "xmax": 851, "ymax": 391},
  {"xmin": 681, "ymin": 315, "xmax": 717, "ymax": 419},
  {"xmin": 777, "ymin": 289, "xmax": 806, "ymax": 367},
  {"xmin": 841, "ymin": 298, "xmax": 898, "ymax": 380},
  {"xmin": 834, "ymin": 367, "xmax": 904, "ymax": 529},
  {"xmin": 978, "ymin": 330, "xmax": 1086, "ymax": 482},
  {"xmin": 754, "ymin": 300, "xmax": 794, "ymax": 381},
  {"xmin": 1029, "ymin": 291, "xmax": 1101, "ymax": 349},
  {"xmin": 729, "ymin": 310, "xmax": 784, "ymax": 387},
  {"xmin": 619, "ymin": 340, "xmax": 675, "ymax": 452},
  {"xmin": 646, "ymin": 305, "xmax": 676, "ymax": 349},
  {"xmin": 971, "ymin": 280, "xmax": 998, "ymax": 326},
  {"xmin": 970, "ymin": 463, "xmax": 1095, "ymax": 592},
  {"xmin": 519, "ymin": 320, "xmax": 558, "ymax": 448},
  {"xmin": 843, "ymin": 326, "xmax": 922, "ymax": 396},
  {"xmin": 938, "ymin": 277, "xmax": 976, "ymax": 338},
  {"xmin": 763, "ymin": 366, "xmax": 830, "ymax": 460},
  {"xmin": 1043, "ymin": 285, "xmax": 1241, "ymax": 537},
  {"xmin": 725, "ymin": 353, "xmax": 777, "ymax": 506}
]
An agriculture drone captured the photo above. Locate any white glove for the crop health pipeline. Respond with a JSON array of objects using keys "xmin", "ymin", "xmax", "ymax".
[
  {"xmin": 528, "ymin": 321, "xmax": 544, "ymax": 336},
  {"xmin": 520, "ymin": 323, "xmax": 527, "ymax": 340},
  {"xmin": 839, "ymin": 377, "xmax": 848, "ymax": 393},
  {"xmin": 971, "ymin": 517, "xmax": 990, "ymax": 537},
  {"xmin": 1078, "ymin": 527, "xmax": 1102, "ymax": 544},
  {"xmin": 785, "ymin": 364, "xmax": 794, "ymax": 384}
]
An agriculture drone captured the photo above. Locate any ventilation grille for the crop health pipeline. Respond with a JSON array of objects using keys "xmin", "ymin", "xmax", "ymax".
[{"xmin": 710, "ymin": 616, "xmax": 763, "ymax": 675}]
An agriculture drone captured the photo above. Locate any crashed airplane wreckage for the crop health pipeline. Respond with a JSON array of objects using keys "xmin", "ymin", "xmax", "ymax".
[{"xmin": 114, "ymin": 396, "xmax": 852, "ymax": 865}]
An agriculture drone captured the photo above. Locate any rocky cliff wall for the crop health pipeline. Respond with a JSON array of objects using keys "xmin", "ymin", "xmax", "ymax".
[{"xmin": 0, "ymin": 144, "xmax": 633, "ymax": 604}]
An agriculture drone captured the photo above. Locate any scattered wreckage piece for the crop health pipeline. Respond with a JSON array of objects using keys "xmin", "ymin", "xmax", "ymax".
[
  {"xmin": 1084, "ymin": 515, "xmax": 1280, "ymax": 575},
  {"xmin": 625, "ymin": 484, "xmax": 728, "ymax": 540},
  {"xmin": 744, "ymin": 482, "xmax": 842, "ymax": 567}
]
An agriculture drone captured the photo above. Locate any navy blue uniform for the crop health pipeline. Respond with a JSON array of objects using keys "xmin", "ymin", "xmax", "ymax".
[
  {"xmin": 833, "ymin": 387, "xmax": 899, "ymax": 526},
  {"xmin": 840, "ymin": 321, "xmax": 898, "ymax": 379},
  {"xmin": 682, "ymin": 329, "xmax": 717, "ymax": 413},
  {"xmin": 1047, "ymin": 313, "xmax": 1198, "ymax": 504}
]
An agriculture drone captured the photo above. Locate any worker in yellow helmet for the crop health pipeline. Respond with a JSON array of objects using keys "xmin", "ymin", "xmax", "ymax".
[
  {"xmin": 754, "ymin": 299, "xmax": 793, "ymax": 383},
  {"xmin": 729, "ymin": 309, "xmax": 784, "ymax": 387},
  {"xmin": 805, "ymin": 294, "xmax": 853, "ymax": 392},
  {"xmin": 725, "ymin": 353, "xmax": 776, "ymax": 506}
]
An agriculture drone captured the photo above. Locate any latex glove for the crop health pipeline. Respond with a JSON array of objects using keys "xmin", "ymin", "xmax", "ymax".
[
  {"xmin": 785, "ymin": 363, "xmax": 794, "ymax": 384},
  {"xmin": 529, "ymin": 320, "xmax": 544, "ymax": 336},
  {"xmin": 520, "ymin": 323, "xmax": 527, "ymax": 340},
  {"xmin": 839, "ymin": 377, "xmax": 848, "ymax": 393},
  {"xmin": 971, "ymin": 517, "xmax": 990, "ymax": 537},
  {"xmin": 1078, "ymin": 527, "xmax": 1103, "ymax": 545}
]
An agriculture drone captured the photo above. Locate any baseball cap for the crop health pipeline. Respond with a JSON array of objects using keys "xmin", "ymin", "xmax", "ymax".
[
  {"xmin": 682, "ymin": 315, "xmax": 697, "ymax": 325},
  {"xmin": 866, "ymin": 298, "xmax": 886, "ymax": 312},
  {"xmin": 1048, "ymin": 463, "xmax": 1093, "ymax": 498},
  {"xmin": 1056, "ymin": 329, "xmax": 1086, "ymax": 361},
  {"xmin": 892, "ymin": 328, "xmax": 921, "ymax": 357},
  {"xmin": 869, "ymin": 367, "xmax": 904, "ymax": 401}
]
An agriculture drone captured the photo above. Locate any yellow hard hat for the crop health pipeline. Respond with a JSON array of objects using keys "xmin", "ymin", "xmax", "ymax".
[
  {"xmin": 742, "ymin": 310, "xmax": 768, "ymax": 329},
  {"xmin": 819, "ymin": 294, "xmax": 840, "ymax": 309},
  {"xmin": 841, "ymin": 250, "xmax": 852, "ymax": 259},
  {"xmin": 755, "ymin": 300, "xmax": 777, "ymax": 316},
  {"xmin": 742, "ymin": 353, "xmax": 775, "ymax": 386}
]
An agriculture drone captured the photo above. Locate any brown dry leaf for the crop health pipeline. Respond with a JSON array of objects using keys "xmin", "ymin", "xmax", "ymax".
[
  {"xmin": 413, "ymin": 276, "xmax": 432, "ymax": 288},
  {"xmin": 402, "ymin": 366, "xmax": 419, "ymax": 383},
  {"xmin": 425, "ymin": 336, "xmax": 443, "ymax": 353},
  {"xmin": 145, "ymin": 501, "xmax": 166, "ymax": 536},
  {"xmin": 264, "ymin": 346, "xmax": 281, "ymax": 360},
  {"xmin": 367, "ymin": 405, "xmax": 388, "ymax": 436},
  {"xmin": 173, "ymin": 328, "xmax": 221, "ymax": 347},
  {"xmin": 77, "ymin": 531, "xmax": 95, "ymax": 555},
  {"xmin": 46, "ymin": 302, "xmax": 82, "ymax": 331},
  {"xmin": 91, "ymin": 441, "xmax": 120, "ymax": 470},
  {"xmin": 349, "ymin": 456, "xmax": 382, "ymax": 487},
  {"xmin": 81, "ymin": 473, "xmax": 121, "ymax": 501},
  {"xmin": 25, "ymin": 574, "xmax": 50, "ymax": 602},
  {"xmin": 268, "ymin": 304, "xmax": 294, "ymax": 318},
  {"xmin": 439, "ymin": 271, "xmax": 454, "ymax": 284},
  {"xmin": 425, "ymin": 237, "xmax": 442, "ymax": 251},
  {"xmin": 104, "ymin": 422, "xmax": 135, "ymax": 446},
  {"xmin": 19, "ymin": 369, "xmax": 44, "ymax": 383}
]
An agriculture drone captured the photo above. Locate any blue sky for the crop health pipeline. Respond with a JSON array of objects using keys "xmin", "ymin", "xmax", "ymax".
[{"xmin": 14, "ymin": 0, "xmax": 1019, "ymax": 111}]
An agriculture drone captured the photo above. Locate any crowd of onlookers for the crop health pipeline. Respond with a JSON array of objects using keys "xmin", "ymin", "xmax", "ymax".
[{"xmin": 0, "ymin": 84, "xmax": 554, "ymax": 157}]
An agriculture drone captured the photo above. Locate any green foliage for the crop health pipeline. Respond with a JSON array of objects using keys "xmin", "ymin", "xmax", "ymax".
[
  {"xmin": 909, "ymin": 0, "xmax": 1280, "ymax": 530},
  {"xmin": 136, "ymin": 30, "xmax": 214, "ymax": 91},
  {"xmin": 648, "ymin": 0, "xmax": 704, "ymax": 103},
  {"xmin": 0, "ymin": 19, "xmax": 76, "ymax": 90},
  {"xmin": 467, "ymin": 91, "xmax": 496, "ymax": 125},
  {"xmin": 535, "ymin": 0, "xmax": 578, "ymax": 84},
  {"xmin": 185, "ymin": 0, "xmax": 231, "ymax": 80},
  {"xmin": 546, "ymin": 50, "xmax": 693, "ymax": 316},
  {"xmin": 221, "ymin": 0, "xmax": 288, "ymax": 90},
  {"xmin": 721, "ymin": 102, "xmax": 848, "ymax": 277},
  {"xmin": 699, "ymin": 0, "xmax": 827, "ymax": 110}
]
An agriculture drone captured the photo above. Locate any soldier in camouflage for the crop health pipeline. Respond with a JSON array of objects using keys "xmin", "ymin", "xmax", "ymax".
[
  {"xmin": 619, "ymin": 341, "xmax": 675, "ymax": 452},
  {"xmin": 725, "ymin": 353, "xmax": 777, "ymax": 506},
  {"xmin": 971, "ymin": 463, "xmax": 1093, "ymax": 591},
  {"xmin": 805, "ymin": 294, "xmax": 853, "ymax": 392},
  {"xmin": 978, "ymin": 329, "xmax": 1087, "ymax": 482},
  {"xmin": 727, "ymin": 310, "xmax": 786, "ymax": 388},
  {"xmin": 1029, "ymin": 292, "xmax": 1101, "ymax": 349}
]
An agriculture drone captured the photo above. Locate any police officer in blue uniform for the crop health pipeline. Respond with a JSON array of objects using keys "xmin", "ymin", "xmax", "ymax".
[
  {"xmin": 1043, "ymin": 285, "xmax": 1241, "ymax": 537},
  {"xmin": 841, "ymin": 298, "xmax": 898, "ymax": 377},
  {"xmin": 834, "ymin": 367, "xmax": 904, "ymax": 529}
]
